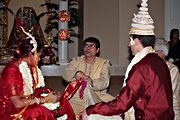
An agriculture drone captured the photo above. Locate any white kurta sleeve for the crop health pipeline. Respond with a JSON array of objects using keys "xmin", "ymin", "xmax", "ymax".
[
  {"xmin": 62, "ymin": 58, "xmax": 77, "ymax": 82},
  {"xmin": 169, "ymin": 63, "xmax": 180, "ymax": 120},
  {"xmin": 170, "ymin": 64, "xmax": 180, "ymax": 97}
]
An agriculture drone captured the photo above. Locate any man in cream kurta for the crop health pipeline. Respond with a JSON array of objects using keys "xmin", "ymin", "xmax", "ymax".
[
  {"xmin": 166, "ymin": 62, "xmax": 180, "ymax": 120},
  {"xmin": 62, "ymin": 37, "xmax": 114, "ymax": 115}
]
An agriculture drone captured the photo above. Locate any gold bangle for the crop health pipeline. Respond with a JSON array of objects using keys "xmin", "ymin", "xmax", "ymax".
[{"xmin": 34, "ymin": 97, "xmax": 40, "ymax": 104}]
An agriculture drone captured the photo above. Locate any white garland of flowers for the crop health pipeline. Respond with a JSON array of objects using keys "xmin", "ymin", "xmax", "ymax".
[
  {"xmin": 19, "ymin": 61, "xmax": 45, "ymax": 95},
  {"xmin": 19, "ymin": 61, "xmax": 67, "ymax": 120}
]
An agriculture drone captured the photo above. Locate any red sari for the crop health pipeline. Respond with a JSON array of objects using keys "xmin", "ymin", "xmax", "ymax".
[{"xmin": 0, "ymin": 61, "xmax": 80, "ymax": 120}]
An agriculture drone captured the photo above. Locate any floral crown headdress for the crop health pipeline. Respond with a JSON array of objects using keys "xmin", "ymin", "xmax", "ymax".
[
  {"xmin": 20, "ymin": 26, "xmax": 37, "ymax": 52},
  {"xmin": 129, "ymin": 0, "xmax": 155, "ymax": 35}
]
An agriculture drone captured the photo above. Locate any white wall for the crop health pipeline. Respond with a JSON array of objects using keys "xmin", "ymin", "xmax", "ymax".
[
  {"xmin": 165, "ymin": 0, "xmax": 180, "ymax": 41},
  {"xmin": 84, "ymin": 0, "xmax": 165, "ymax": 72},
  {"xmin": 84, "ymin": 0, "xmax": 119, "ymax": 64}
]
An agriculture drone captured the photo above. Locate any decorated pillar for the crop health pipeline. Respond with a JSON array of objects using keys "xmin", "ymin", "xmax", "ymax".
[{"xmin": 58, "ymin": 0, "xmax": 70, "ymax": 65}]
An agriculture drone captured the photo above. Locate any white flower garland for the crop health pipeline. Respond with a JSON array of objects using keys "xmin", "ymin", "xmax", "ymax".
[
  {"xmin": 19, "ymin": 61, "xmax": 45, "ymax": 96},
  {"xmin": 19, "ymin": 61, "xmax": 67, "ymax": 119}
]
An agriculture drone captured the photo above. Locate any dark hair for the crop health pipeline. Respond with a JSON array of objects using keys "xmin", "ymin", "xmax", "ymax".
[
  {"xmin": 83, "ymin": 37, "xmax": 100, "ymax": 48},
  {"xmin": 83, "ymin": 37, "xmax": 101, "ymax": 56},
  {"xmin": 14, "ymin": 38, "xmax": 42, "ymax": 58},
  {"xmin": 170, "ymin": 28, "xmax": 179, "ymax": 40},
  {"xmin": 20, "ymin": 38, "xmax": 34, "ymax": 56},
  {"xmin": 14, "ymin": 38, "xmax": 33, "ymax": 58},
  {"xmin": 132, "ymin": 34, "xmax": 155, "ymax": 47}
]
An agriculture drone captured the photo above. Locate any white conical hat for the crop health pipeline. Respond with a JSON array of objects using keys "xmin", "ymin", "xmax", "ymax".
[{"xmin": 129, "ymin": 0, "xmax": 155, "ymax": 35}]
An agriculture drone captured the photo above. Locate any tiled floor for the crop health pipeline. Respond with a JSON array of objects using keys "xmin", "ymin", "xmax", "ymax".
[{"xmin": 44, "ymin": 76, "xmax": 124, "ymax": 97}]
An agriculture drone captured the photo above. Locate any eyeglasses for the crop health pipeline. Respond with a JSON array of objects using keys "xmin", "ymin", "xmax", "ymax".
[{"xmin": 83, "ymin": 43, "xmax": 96, "ymax": 48}]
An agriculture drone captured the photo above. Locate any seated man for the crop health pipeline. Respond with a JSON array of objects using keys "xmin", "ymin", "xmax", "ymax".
[
  {"xmin": 62, "ymin": 37, "xmax": 114, "ymax": 115},
  {"xmin": 154, "ymin": 38, "xmax": 180, "ymax": 120}
]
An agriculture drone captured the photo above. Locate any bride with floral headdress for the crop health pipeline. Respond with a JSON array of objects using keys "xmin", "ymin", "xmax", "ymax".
[{"xmin": 0, "ymin": 27, "xmax": 80, "ymax": 120}]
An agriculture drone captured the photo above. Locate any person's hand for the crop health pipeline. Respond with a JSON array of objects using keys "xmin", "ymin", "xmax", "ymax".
[
  {"xmin": 75, "ymin": 71, "xmax": 86, "ymax": 80},
  {"xmin": 48, "ymin": 92, "xmax": 58, "ymax": 103},
  {"xmin": 53, "ymin": 91, "xmax": 62, "ymax": 100},
  {"xmin": 77, "ymin": 110, "xmax": 88, "ymax": 120},
  {"xmin": 84, "ymin": 76, "xmax": 93, "ymax": 86}
]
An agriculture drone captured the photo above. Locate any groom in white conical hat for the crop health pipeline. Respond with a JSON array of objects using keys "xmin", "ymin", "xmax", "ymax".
[{"xmin": 80, "ymin": 0, "xmax": 174, "ymax": 119}]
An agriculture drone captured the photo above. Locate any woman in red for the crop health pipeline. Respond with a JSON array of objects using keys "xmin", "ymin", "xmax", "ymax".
[{"xmin": 0, "ymin": 27, "xmax": 77, "ymax": 120}]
